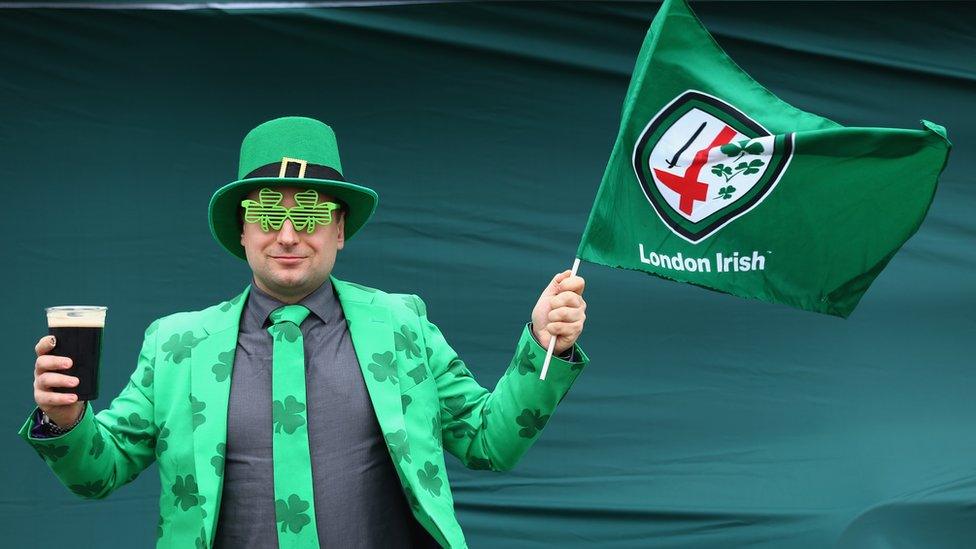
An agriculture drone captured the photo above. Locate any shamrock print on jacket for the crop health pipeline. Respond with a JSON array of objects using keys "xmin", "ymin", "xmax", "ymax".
[
  {"xmin": 35, "ymin": 443, "xmax": 69, "ymax": 462},
  {"xmin": 516, "ymin": 408, "xmax": 551, "ymax": 438},
  {"xmin": 189, "ymin": 395, "xmax": 206, "ymax": 431},
  {"xmin": 172, "ymin": 474, "xmax": 206, "ymax": 512},
  {"xmin": 416, "ymin": 461, "xmax": 443, "ymax": 497},
  {"xmin": 116, "ymin": 412, "xmax": 153, "ymax": 445},
  {"xmin": 211, "ymin": 350, "xmax": 234, "ymax": 382},
  {"xmin": 211, "ymin": 443, "xmax": 226, "ymax": 477},
  {"xmin": 395, "ymin": 324, "xmax": 422, "ymax": 359},
  {"xmin": 385, "ymin": 429, "xmax": 412, "ymax": 465},
  {"xmin": 367, "ymin": 351, "xmax": 398, "ymax": 384},
  {"xmin": 160, "ymin": 331, "xmax": 204, "ymax": 364},
  {"xmin": 69, "ymin": 480, "xmax": 106, "ymax": 498},
  {"xmin": 515, "ymin": 340, "xmax": 537, "ymax": 375},
  {"xmin": 89, "ymin": 432, "xmax": 105, "ymax": 459}
]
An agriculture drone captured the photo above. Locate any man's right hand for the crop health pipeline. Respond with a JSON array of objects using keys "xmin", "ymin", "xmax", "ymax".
[{"xmin": 34, "ymin": 335, "xmax": 85, "ymax": 428}]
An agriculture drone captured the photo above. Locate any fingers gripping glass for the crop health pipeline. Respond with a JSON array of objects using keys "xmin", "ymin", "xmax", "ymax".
[{"xmin": 241, "ymin": 188, "xmax": 339, "ymax": 234}]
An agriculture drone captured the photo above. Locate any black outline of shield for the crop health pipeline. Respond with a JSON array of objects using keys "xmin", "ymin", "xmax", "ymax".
[{"xmin": 632, "ymin": 90, "xmax": 793, "ymax": 243}]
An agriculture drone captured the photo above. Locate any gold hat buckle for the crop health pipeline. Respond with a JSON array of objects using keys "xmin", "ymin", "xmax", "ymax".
[{"xmin": 278, "ymin": 156, "xmax": 308, "ymax": 178}]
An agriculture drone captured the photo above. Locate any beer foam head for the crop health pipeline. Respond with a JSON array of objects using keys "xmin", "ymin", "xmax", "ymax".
[{"xmin": 46, "ymin": 306, "xmax": 107, "ymax": 328}]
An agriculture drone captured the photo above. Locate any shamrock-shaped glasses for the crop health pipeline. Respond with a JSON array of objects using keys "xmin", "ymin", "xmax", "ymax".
[{"xmin": 241, "ymin": 187, "xmax": 339, "ymax": 234}]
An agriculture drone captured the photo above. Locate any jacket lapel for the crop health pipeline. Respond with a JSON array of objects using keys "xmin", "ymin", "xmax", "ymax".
[
  {"xmin": 332, "ymin": 275, "xmax": 407, "ymax": 446},
  {"xmin": 332, "ymin": 277, "xmax": 449, "ymax": 545},
  {"xmin": 189, "ymin": 285, "xmax": 250, "ymax": 545}
]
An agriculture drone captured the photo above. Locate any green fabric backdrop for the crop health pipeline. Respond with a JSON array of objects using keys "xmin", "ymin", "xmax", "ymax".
[{"xmin": 2, "ymin": 2, "xmax": 973, "ymax": 547}]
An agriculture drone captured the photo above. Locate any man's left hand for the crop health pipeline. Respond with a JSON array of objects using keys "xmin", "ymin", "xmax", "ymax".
[{"xmin": 531, "ymin": 270, "xmax": 587, "ymax": 355}]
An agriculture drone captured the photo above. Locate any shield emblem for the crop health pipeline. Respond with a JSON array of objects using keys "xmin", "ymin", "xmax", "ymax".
[{"xmin": 632, "ymin": 90, "xmax": 794, "ymax": 243}]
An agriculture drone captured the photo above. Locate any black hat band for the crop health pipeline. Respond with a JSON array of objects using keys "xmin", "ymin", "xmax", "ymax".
[{"xmin": 243, "ymin": 157, "xmax": 345, "ymax": 181}]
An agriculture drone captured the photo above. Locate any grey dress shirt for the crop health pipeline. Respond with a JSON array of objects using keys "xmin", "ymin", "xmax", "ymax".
[{"xmin": 212, "ymin": 278, "xmax": 435, "ymax": 548}]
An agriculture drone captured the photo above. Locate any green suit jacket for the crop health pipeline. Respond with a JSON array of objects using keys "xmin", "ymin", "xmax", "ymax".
[{"xmin": 18, "ymin": 275, "xmax": 590, "ymax": 548}]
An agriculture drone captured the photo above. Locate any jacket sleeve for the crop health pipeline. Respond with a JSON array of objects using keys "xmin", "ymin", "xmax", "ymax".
[
  {"xmin": 411, "ymin": 294, "xmax": 590, "ymax": 472},
  {"xmin": 17, "ymin": 320, "xmax": 160, "ymax": 499}
]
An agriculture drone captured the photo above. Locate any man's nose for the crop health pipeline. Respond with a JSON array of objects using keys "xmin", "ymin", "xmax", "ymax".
[{"xmin": 276, "ymin": 219, "xmax": 300, "ymax": 244}]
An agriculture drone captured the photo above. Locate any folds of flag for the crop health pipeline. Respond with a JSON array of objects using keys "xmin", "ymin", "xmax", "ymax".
[{"xmin": 575, "ymin": 0, "xmax": 951, "ymax": 317}]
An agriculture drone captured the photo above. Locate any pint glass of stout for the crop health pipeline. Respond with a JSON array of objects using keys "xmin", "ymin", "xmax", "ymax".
[{"xmin": 45, "ymin": 306, "xmax": 107, "ymax": 401}]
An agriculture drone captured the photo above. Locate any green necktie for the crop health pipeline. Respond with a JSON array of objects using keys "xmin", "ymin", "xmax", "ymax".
[{"xmin": 267, "ymin": 304, "xmax": 320, "ymax": 547}]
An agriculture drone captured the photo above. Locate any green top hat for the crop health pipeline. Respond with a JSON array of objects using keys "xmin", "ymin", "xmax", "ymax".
[{"xmin": 208, "ymin": 116, "xmax": 378, "ymax": 260}]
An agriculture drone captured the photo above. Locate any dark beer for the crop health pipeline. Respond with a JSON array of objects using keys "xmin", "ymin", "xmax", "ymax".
[{"xmin": 46, "ymin": 307, "xmax": 106, "ymax": 401}]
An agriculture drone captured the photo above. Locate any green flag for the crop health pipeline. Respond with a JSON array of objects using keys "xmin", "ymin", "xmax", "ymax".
[{"xmin": 576, "ymin": 0, "xmax": 951, "ymax": 317}]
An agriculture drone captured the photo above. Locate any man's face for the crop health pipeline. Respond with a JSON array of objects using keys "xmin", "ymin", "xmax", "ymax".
[{"xmin": 240, "ymin": 186, "xmax": 345, "ymax": 301}]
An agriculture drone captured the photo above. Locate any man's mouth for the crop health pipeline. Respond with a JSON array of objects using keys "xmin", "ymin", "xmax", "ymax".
[{"xmin": 271, "ymin": 255, "xmax": 307, "ymax": 263}]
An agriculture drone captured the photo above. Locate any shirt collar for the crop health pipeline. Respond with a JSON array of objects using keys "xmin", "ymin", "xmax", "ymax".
[{"xmin": 247, "ymin": 277, "xmax": 339, "ymax": 328}]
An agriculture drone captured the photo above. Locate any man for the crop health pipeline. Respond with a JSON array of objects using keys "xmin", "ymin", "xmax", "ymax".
[{"xmin": 20, "ymin": 116, "xmax": 590, "ymax": 548}]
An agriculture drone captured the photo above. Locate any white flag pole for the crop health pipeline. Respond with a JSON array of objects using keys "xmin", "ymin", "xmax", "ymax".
[{"xmin": 539, "ymin": 257, "xmax": 581, "ymax": 381}]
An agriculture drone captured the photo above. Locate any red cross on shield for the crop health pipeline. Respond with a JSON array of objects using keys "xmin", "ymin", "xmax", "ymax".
[{"xmin": 653, "ymin": 125, "xmax": 738, "ymax": 215}]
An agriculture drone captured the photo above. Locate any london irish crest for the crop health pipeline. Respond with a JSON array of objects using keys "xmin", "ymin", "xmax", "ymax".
[{"xmin": 633, "ymin": 90, "xmax": 794, "ymax": 243}]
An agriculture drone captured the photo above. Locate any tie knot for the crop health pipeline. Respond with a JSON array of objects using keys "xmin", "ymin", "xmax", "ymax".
[{"xmin": 269, "ymin": 304, "xmax": 311, "ymax": 327}]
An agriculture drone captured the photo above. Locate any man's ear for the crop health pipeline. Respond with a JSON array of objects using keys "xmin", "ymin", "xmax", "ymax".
[{"xmin": 336, "ymin": 210, "xmax": 345, "ymax": 250}]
